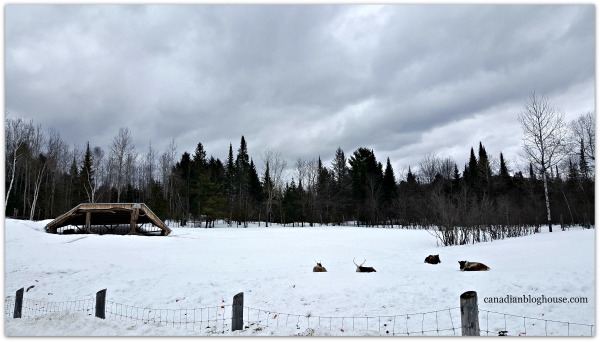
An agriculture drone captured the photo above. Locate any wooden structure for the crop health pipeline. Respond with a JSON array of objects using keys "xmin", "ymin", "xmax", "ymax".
[{"xmin": 45, "ymin": 203, "xmax": 171, "ymax": 236}]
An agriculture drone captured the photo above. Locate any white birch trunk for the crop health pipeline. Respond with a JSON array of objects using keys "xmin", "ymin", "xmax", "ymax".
[{"xmin": 29, "ymin": 162, "xmax": 46, "ymax": 220}]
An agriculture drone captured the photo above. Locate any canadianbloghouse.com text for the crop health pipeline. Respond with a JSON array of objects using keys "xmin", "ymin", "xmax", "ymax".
[{"xmin": 484, "ymin": 295, "xmax": 588, "ymax": 305}]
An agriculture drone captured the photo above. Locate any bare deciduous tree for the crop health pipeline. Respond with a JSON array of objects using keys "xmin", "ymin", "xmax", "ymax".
[
  {"xmin": 261, "ymin": 148, "xmax": 287, "ymax": 226},
  {"xmin": 518, "ymin": 91, "xmax": 568, "ymax": 232},
  {"xmin": 418, "ymin": 153, "xmax": 456, "ymax": 182},
  {"xmin": 109, "ymin": 128, "xmax": 136, "ymax": 202},
  {"xmin": 418, "ymin": 153, "xmax": 441, "ymax": 184},
  {"xmin": 569, "ymin": 111, "xmax": 595, "ymax": 174}
]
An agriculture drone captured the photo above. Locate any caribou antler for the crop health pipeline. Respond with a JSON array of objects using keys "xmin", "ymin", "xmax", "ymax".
[{"xmin": 353, "ymin": 258, "xmax": 365, "ymax": 267}]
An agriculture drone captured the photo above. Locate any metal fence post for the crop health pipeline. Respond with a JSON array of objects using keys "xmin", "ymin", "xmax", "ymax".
[
  {"xmin": 461, "ymin": 291, "xmax": 480, "ymax": 336},
  {"xmin": 232, "ymin": 292, "xmax": 244, "ymax": 331},
  {"xmin": 96, "ymin": 289, "xmax": 107, "ymax": 319},
  {"xmin": 13, "ymin": 288, "xmax": 24, "ymax": 318}
]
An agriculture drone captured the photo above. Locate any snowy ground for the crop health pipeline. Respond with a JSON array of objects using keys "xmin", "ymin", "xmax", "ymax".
[{"xmin": 3, "ymin": 219, "xmax": 595, "ymax": 336}]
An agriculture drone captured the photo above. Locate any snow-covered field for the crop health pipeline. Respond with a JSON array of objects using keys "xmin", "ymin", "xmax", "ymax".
[{"xmin": 3, "ymin": 219, "xmax": 595, "ymax": 336}]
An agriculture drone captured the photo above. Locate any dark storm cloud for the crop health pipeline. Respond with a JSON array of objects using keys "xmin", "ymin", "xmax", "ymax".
[{"xmin": 5, "ymin": 4, "xmax": 595, "ymax": 177}]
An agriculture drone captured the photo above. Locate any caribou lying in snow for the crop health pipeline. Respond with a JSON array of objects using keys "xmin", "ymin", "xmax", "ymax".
[
  {"xmin": 458, "ymin": 260, "xmax": 490, "ymax": 271},
  {"xmin": 354, "ymin": 258, "xmax": 376, "ymax": 272},
  {"xmin": 424, "ymin": 254, "xmax": 441, "ymax": 264},
  {"xmin": 313, "ymin": 261, "xmax": 327, "ymax": 272}
]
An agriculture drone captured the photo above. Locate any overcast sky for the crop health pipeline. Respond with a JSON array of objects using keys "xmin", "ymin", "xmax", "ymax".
[{"xmin": 5, "ymin": 4, "xmax": 595, "ymax": 179}]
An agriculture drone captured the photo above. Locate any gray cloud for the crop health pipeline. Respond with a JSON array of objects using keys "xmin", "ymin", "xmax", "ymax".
[{"xmin": 5, "ymin": 4, "xmax": 595, "ymax": 178}]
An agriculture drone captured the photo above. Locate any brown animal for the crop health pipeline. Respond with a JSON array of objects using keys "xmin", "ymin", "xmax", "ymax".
[
  {"xmin": 313, "ymin": 261, "xmax": 327, "ymax": 272},
  {"xmin": 354, "ymin": 258, "xmax": 376, "ymax": 272},
  {"xmin": 458, "ymin": 260, "xmax": 490, "ymax": 271},
  {"xmin": 424, "ymin": 254, "xmax": 441, "ymax": 264}
]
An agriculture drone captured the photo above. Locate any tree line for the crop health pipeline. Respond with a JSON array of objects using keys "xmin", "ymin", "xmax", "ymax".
[{"xmin": 4, "ymin": 102, "xmax": 595, "ymax": 244}]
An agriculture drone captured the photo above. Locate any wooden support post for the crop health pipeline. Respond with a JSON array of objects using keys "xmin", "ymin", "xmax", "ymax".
[
  {"xmin": 460, "ymin": 291, "xmax": 480, "ymax": 336},
  {"xmin": 85, "ymin": 211, "xmax": 92, "ymax": 233},
  {"xmin": 129, "ymin": 204, "xmax": 140, "ymax": 235},
  {"xmin": 96, "ymin": 289, "xmax": 107, "ymax": 319},
  {"xmin": 13, "ymin": 288, "xmax": 24, "ymax": 318},
  {"xmin": 232, "ymin": 292, "xmax": 244, "ymax": 331}
]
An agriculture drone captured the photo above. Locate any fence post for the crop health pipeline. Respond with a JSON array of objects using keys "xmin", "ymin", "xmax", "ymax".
[
  {"xmin": 13, "ymin": 288, "xmax": 24, "ymax": 318},
  {"xmin": 96, "ymin": 289, "xmax": 107, "ymax": 319},
  {"xmin": 232, "ymin": 292, "xmax": 244, "ymax": 331},
  {"xmin": 460, "ymin": 291, "xmax": 480, "ymax": 336}
]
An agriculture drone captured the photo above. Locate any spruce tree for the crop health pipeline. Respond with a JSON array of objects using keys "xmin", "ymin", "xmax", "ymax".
[
  {"xmin": 190, "ymin": 142, "xmax": 208, "ymax": 220},
  {"xmin": 381, "ymin": 157, "xmax": 397, "ymax": 205},
  {"xmin": 223, "ymin": 143, "xmax": 235, "ymax": 224},
  {"xmin": 263, "ymin": 161, "xmax": 273, "ymax": 225},
  {"xmin": 499, "ymin": 153, "xmax": 509, "ymax": 177},
  {"xmin": 406, "ymin": 166, "xmax": 417, "ymax": 185},
  {"xmin": 248, "ymin": 159, "xmax": 263, "ymax": 204},
  {"xmin": 330, "ymin": 147, "xmax": 350, "ymax": 224},
  {"xmin": 477, "ymin": 142, "xmax": 492, "ymax": 181},
  {"xmin": 465, "ymin": 147, "xmax": 478, "ymax": 188},
  {"xmin": 69, "ymin": 155, "xmax": 81, "ymax": 206},
  {"xmin": 234, "ymin": 136, "xmax": 251, "ymax": 226},
  {"xmin": 452, "ymin": 163, "xmax": 461, "ymax": 190},
  {"xmin": 81, "ymin": 142, "xmax": 95, "ymax": 203}
]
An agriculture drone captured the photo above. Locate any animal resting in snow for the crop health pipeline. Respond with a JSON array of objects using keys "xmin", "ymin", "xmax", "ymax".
[
  {"xmin": 458, "ymin": 260, "xmax": 490, "ymax": 271},
  {"xmin": 424, "ymin": 254, "xmax": 441, "ymax": 264},
  {"xmin": 354, "ymin": 258, "xmax": 376, "ymax": 272},
  {"xmin": 313, "ymin": 261, "xmax": 327, "ymax": 272}
]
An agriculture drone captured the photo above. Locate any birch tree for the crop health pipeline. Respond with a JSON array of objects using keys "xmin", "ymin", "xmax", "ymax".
[
  {"xmin": 518, "ymin": 92, "xmax": 568, "ymax": 232},
  {"xmin": 5, "ymin": 117, "xmax": 34, "ymax": 211},
  {"xmin": 26, "ymin": 125, "xmax": 45, "ymax": 220}
]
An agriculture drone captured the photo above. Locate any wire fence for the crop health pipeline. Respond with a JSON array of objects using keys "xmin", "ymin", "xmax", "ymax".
[
  {"xmin": 479, "ymin": 308, "xmax": 595, "ymax": 337},
  {"xmin": 242, "ymin": 306, "xmax": 461, "ymax": 336},
  {"xmin": 5, "ymin": 296, "xmax": 95, "ymax": 318},
  {"xmin": 105, "ymin": 300, "xmax": 232, "ymax": 334},
  {"xmin": 4, "ymin": 294, "xmax": 595, "ymax": 336}
]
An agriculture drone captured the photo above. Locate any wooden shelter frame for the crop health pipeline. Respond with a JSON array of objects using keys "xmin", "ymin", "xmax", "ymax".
[{"xmin": 45, "ymin": 203, "xmax": 171, "ymax": 236}]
